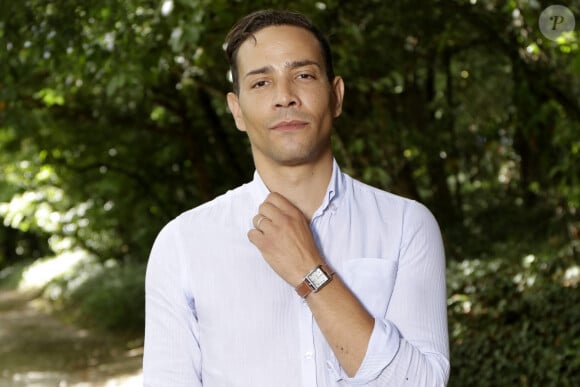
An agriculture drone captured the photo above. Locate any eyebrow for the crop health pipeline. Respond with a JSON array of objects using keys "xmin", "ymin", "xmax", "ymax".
[{"xmin": 243, "ymin": 60, "xmax": 322, "ymax": 79}]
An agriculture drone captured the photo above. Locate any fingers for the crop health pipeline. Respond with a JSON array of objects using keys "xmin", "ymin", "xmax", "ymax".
[
  {"xmin": 264, "ymin": 192, "xmax": 300, "ymax": 215},
  {"xmin": 257, "ymin": 202, "xmax": 279, "ymax": 222},
  {"xmin": 248, "ymin": 192, "xmax": 322, "ymax": 285},
  {"xmin": 256, "ymin": 215, "xmax": 269, "ymax": 229},
  {"xmin": 252, "ymin": 192, "xmax": 305, "ymax": 235},
  {"xmin": 258, "ymin": 193, "xmax": 301, "ymax": 221},
  {"xmin": 247, "ymin": 228, "xmax": 264, "ymax": 245},
  {"xmin": 252, "ymin": 214, "xmax": 272, "ymax": 232}
]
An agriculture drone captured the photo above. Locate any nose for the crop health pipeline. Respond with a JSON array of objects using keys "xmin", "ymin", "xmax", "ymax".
[{"xmin": 273, "ymin": 78, "xmax": 300, "ymax": 109}]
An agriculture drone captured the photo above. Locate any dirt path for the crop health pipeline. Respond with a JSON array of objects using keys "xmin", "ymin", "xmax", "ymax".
[{"xmin": 0, "ymin": 289, "xmax": 143, "ymax": 386}]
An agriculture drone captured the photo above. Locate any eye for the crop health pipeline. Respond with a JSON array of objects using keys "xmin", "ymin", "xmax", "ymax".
[
  {"xmin": 297, "ymin": 73, "xmax": 315, "ymax": 80},
  {"xmin": 251, "ymin": 80, "xmax": 269, "ymax": 89}
]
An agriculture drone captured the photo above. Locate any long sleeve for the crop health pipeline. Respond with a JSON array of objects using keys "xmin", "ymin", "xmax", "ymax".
[
  {"xmin": 327, "ymin": 201, "xmax": 450, "ymax": 386},
  {"xmin": 141, "ymin": 164, "xmax": 449, "ymax": 386},
  {"xmin": 143, "ymin": 220, "xmax": 203, "ymax": 387}
]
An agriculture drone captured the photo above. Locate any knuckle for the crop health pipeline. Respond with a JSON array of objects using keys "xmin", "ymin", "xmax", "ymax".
[{"xmin": 280, "ymin": 214, "xmax": 293, "ymax": 227}]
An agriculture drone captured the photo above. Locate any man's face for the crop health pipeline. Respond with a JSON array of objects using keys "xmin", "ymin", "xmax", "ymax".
[{"xmin": 227, "ymin": 25, "xmax": 344, "ymax": 168}]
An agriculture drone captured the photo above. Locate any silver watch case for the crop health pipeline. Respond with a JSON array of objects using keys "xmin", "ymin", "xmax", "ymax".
[{"xmin": 305, "ymin": 265, "xmax": 332, "ymax": 292}]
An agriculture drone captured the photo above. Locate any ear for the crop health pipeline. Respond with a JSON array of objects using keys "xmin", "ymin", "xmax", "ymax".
[
  {"xmin": 331, "ymin": 76, "xmax": 345, "ymax": 118},
  {"xmin": 227, "ymin": 92, "xmax": 246, "ymax": 132}
]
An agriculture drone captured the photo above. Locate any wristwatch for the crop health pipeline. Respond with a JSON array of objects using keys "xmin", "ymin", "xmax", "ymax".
[{"xmin": 295, "ymin": 264, "xmax": 335, "ymax": 298}]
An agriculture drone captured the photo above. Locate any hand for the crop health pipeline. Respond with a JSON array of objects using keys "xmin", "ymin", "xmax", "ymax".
[{"xmin": 249, "ymin": 192, "xmax": 324, "ymax": 286}]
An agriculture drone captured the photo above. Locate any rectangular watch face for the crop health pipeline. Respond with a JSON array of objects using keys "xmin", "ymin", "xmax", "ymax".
[{"xmin": 308, "ymin": 267, "xmax": 329, "ymax": 289}]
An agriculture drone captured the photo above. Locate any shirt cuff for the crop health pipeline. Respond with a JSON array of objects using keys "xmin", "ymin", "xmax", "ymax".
[{"xmin": 326, "ymin": 318, "xmax": 401, "ymax": 384}]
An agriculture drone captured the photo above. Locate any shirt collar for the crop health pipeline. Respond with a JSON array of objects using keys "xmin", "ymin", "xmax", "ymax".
[
  {"xmin": 248, "ymin": 159, "xmax": 345, "ymax": 217},
  {"xmin": 249, "ymin": 168, "xmax": 271, "ymax": 205}
]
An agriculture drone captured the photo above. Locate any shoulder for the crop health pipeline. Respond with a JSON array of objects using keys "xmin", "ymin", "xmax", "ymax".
[
  {"xmin": 157, "ymin": 181, "xmax": 254, "ymax": 239},
  {"xmin": 345, "ymin": 174, "xmax": 413, "ymax": 211},
  {"xmin": 349, "ymin": 175, "xmax": 409, "ymax": 203},
  {"xmin": 188, "ymin": 181, "xmax": 253, "ymax": 218},
  {"xmin": 345, "ymin": 173, "xmax": 439, "ymax": 227}
]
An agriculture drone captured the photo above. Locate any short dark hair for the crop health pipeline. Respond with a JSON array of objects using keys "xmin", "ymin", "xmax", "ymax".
[{"xmin": 225, "ymin": 9, "xmax": 335, "ymax": 94}]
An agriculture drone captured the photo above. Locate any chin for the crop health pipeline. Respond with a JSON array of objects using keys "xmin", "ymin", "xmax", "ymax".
[{"xmin": 273, "ymin": 151, "xmax": 326, "ymax": 167}]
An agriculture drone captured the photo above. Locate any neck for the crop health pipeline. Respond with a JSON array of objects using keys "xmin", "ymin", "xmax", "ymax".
[{"xmin": 255, "ymin": 155, "xmax": 333, "ymax": 220}]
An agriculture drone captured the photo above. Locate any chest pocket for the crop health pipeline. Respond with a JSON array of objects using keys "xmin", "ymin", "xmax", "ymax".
[{"xmin": 340, "ymin": 258, "xmax": 398, "ymax": 318}]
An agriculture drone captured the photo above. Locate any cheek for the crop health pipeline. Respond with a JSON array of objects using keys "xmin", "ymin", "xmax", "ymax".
[
  {"xmin": 310, "ymin": 95, "xmax": 334, "ymax": 123},
  {"xmin": 238, "ymin": 106, "xmax": 268, "ymax": 135},
  {"xmin": 308, "ymin": 89, "xmax": 331, "ymax": 109},
  {"xmin": 240, "ymin": 108, "xmax": 261, "ymax": 128},
  {"xmin": 239, "ymin": 97, "xmax": 264, "ymax": 120}
]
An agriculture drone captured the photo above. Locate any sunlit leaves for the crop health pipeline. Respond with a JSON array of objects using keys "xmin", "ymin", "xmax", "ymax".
[
  {"xmin": 0, "ymin": 1, "xmax": 578, "ymax": 381},
  {"xmin": 0, "ymin": 0, "xmax": 578, "ymax": 262},
  {"xmin": 0, "ymin": 160, "xmax": 121, "ymax": 256},
  {"xmin": 34, "ymin": 89, "xmax": 65, "ymax": 107}
]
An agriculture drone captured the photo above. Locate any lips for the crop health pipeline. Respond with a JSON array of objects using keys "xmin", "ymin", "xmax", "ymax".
[{"xmin": 270, "ymin": 120, "xmax": 309, "ymax": 131}]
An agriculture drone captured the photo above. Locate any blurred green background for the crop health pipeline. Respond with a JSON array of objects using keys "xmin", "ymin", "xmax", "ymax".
[{"xmin": 0, "ymin": 0, "xmax": 579, "ymax": 385}]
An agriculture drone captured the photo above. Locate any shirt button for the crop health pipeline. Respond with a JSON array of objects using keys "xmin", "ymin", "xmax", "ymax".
[{"xmin": 305, "ymin": 351, "xmax": 313, "ymax": 360}]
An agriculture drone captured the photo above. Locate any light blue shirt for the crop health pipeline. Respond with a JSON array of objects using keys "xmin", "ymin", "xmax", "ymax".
[{"xmin": 144, "ymin": 160, "xmax": 449, "ymax": 386}]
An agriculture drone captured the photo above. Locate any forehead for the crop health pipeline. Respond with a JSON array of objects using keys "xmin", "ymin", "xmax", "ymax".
[{"xmin": 236, "ymin": 25, "xmax": 324, "ymax": 71}]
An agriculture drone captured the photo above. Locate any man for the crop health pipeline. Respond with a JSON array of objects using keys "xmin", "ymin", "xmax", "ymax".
[{"xmin": 144, "ymin": 9, "xmax": 449, "ymax": 386}]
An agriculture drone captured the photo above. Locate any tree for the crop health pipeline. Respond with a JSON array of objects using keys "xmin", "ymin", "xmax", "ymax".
[
  {"xmin": 1, "ymin": 1, "xmax": 579, "ymax": 383},
  {"xmin": 0, "ymin": 0, "xmax": 578, "ymax": 265}
]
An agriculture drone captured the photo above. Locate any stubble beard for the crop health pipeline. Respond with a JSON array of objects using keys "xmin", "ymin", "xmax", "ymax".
[{"xmin": 251, "ymin": 135, "xmax": 331, "ymax": 167}]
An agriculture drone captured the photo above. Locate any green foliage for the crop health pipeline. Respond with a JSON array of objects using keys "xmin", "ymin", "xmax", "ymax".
[
  {"xmin": 0, "ymin": 157, "xmax": 124, "ymax": 259},
  {"xmin": 0, "ymin": 0, "xmax": 579, "ymax": 382},
  {"xmin": 448, "ymin": 248, "xmax": 580, "ymax": 386},
  {"xmin": 446, "ymin": 197, "xmax": 580, "ymax": 385},
  {"xmin": 0, "ymin": 259, "xmax": 29, "ymax": 290},
  {"xmin": 1, "ymin": 0, "xmax": 579, "ymax": 264},
  {"xmin": 62, "ymin": 262, "xmax": 146, "ymax": 332},
  {"xmin": 44, "ymin": 259, "xmax": 146, "ymax": 333}
]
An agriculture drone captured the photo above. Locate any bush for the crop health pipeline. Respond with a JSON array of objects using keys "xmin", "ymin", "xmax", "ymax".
[
  {"xmin": 0, "ymin": 259, "xmax": 29, "ymax": 290},
  {"xmin": 44, "ymin": 260, "xmax": 146, "ymax": 334},
  {"xmin": 447, "ymin": 247, "xmax": 580, "ymax": 386}
]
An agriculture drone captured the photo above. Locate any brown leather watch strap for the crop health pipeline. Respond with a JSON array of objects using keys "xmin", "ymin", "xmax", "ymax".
[
  {"xmin": 295, "ymin": 264, "xmax": 334, "ymax": 298},
  {"xmin": 295, "ymin": 280, "xmax": 313, "ymax": 298}
]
